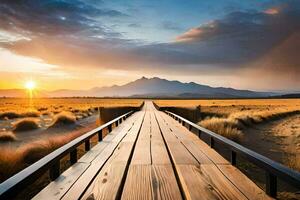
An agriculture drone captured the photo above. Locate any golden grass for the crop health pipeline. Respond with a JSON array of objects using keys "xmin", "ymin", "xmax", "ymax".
[
  {"xmin": 0, "ymin": 132, "xmax": 16, "ymax": 142},
  {"xmin": 49, "ymin": 112, "xmax": 76, "ymax": 128},
  {"xmin": 285, "ymin": 154, "xmax": 300, "ymax": 171},
  {"xmin": 200, "ymin": 117, "xmax": 242, "ymax": 141},
  {"xmin": 155, "ymin": 99, "xmax": 300, "ymax": 107},
  {"xmin": 199, "ymin": 109, "xmax": 300, "ymax": 141},
  {"xmin": 0, "ymin": 98, "xmax": 142, "ymax": 115},
  {"xmin": 155, "ymin": 99, "xmax": 300, "ymax": 142},
  {"xmin": 13, "ymin": 118, "xmax": 40, "ymax": 132},
  {"xmin": 0, "ymin": 124, "xmax": 99, "ymax": 181}
]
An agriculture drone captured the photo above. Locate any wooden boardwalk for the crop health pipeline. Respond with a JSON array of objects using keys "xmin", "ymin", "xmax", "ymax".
[{"xmin": 34, "ymin": 101, "xmax": 271, "ymax": 200}]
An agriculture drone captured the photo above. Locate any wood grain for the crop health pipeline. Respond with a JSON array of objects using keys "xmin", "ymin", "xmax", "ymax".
[{"xmin": 33, "ymin": 162, "xmax": 90, "ymax": 200}]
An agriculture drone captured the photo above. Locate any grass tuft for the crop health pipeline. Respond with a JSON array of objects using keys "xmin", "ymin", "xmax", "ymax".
[
  {"xmin": 0, "ymin": 112, "xmax": 21, "ymax": 119},
  {"xmin": 0, "ymin": 132, "xmax": 17, "ymax": 142},
  {"xmin": 49, "ymin": 112, "xmax": 76, "ymax": 128},
  {"xmin": 13, "ymin": 118, "xmax": 40, "ymax": 132},
  {"xmin": 200, "ymin": 109, "xmax": 300, "ymax": 142}
]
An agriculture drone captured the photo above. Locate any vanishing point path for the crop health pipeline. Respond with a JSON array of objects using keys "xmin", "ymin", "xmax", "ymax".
[{"xmin": 34, "ymin": 101, "xmax": 271, "ymax": 200}]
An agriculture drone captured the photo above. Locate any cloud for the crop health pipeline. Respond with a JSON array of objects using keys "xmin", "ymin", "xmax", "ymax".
[
  {"xmin": 0, "ymin": 0, "xmax": 127, "ymax": 38},
  {"xmin": 0, "ymin": 0, "xmax": 299, "ymax": 90}
]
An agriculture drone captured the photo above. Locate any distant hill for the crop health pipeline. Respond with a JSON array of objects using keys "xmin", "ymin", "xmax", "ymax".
[
  {"xmin": 0, "ymin": 77, "xmax": 276, "ymax": 98},
  {"xmin": 272, "ymin": 93, "xmax": 300, "ymax": 98}
]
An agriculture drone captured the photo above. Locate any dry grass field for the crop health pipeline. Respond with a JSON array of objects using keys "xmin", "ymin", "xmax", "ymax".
[
  {"xmin": 0, "ymin": 98, "xmax": 142, "ymax": 182},
  {"xmin": 155, "ymin": 99, "xmax": 300, "ymax": 171}
]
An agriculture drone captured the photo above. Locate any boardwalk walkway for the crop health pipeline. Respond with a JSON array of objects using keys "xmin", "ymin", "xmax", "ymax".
[{"xmin": 34, "ymin": 101, "xmax": 271, "ymax": 200}]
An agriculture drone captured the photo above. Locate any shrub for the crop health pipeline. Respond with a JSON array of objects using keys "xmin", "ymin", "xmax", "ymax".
[
  {"xmin": 13, "ymin": 118, "xmax": 40, "ymax": 132},
  {"xmin": 200, "ymin": 117, "xmax": 242, "ymax": 142},
  {"xmin": 49, "ymin": 112, "xmax": 76, "ymax": 128},
  {"xmin": 0, "ymin": 132, "xmax": 17, "ymax": 142},
  {"xmin": 199, "ymin": 109, "xmax": 300, "ymax": 142},
  {"xmin": 0, "ymin": 112, "xmax": 21, "ymax": 119}
]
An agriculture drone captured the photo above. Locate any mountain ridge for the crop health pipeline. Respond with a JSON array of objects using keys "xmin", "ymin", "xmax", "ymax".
[{"xmin": 0, "ymin": 77, "xmax": 276, "ymax": 98}]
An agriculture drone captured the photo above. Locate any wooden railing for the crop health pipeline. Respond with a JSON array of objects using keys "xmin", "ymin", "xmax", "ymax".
[
  {"xmin": 165, "ymin": 111, "xmax": 300, "ymax": 198},
  {"xmin": 0, "ymin": 111, "xmax": 134, "ymax": 199}
]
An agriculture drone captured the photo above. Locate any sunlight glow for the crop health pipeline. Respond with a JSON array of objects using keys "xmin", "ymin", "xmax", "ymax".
[{"xmin": 25, "ymin": 80, "xmax": 36, "ymax": 90}]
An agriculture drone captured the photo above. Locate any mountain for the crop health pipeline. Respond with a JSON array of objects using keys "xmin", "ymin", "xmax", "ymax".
[{"xmin": 0, "ymin": 77, "xmax": 276, "ymax": 98}]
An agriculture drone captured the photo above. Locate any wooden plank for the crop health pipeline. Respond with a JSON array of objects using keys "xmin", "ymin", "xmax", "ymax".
[
  {"xmin": 160, "ymin": 112, "xmax": 229, "ymax": 165},
  {"xmin": 151, "ymin": 140, "xmax": 170, "ymax": 165},
  {"xmin": 121, "ymin": 165, "xmax": 152, "ymax": 200},
  {"xmin": 155, "ymin": 113, "xmax": 198, "ymax": 165},
  {"xmin": 81, "ymin": 142, "xmax": 135, "ymax": 200},
  {"xmin": 131, "ymin": 112, "xmax": 151, "ymax": 165},
  {"xmin": 122, "ymin": 165, "xmax": 182, "ymax": 200},
  {"xmin": 151, "ymin": 165, "xmax": 182, "ymax": 200},
  {"xmin": 218, "ymin": 165, "xmax": 273, "ymax": 200},
  {"xmin": 62, "ymin": 112, "xmax": 144, "ymax": 200},
  {"xmin": 149, "ymin": 112, "xmax": 170, "ymax": 165},
  {"xmin": 33, "ymin": 163, "xmax": 89, "ymax": 200},
  {"xmin": 177, "ymin": 164, "xmax": 248, "ymax": 200},
  {"xmin": 181, "ymin": 141, "xmax": 213, "ymax": 164},
  {"xmin": 131, "ymin": 139, "xmax": 151, "ymax": 165},
  {"xmin": 79, "ymin": 142, "xmax": 109, "ymax": 163},
  {"xmin": 79, "ymin": 113, "xmax": 140, "ymax": 163},
  {"xmin": 193, "ymin": 139, "xmax": 229, "ymax": 165}
]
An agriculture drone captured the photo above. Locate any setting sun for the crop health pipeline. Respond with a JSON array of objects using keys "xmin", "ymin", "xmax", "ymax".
[{"xmin": 25, "ymin": 80, "xmax": 36, "ymax": 90}]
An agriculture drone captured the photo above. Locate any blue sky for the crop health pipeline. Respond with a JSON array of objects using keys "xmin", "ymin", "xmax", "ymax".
[
  {"xmin": 0, "ymin": 0, "xmax": 299, "ymax": 91},
  {"xmin": 94, "ymin": 0, "xmax": 276, "ymax": 42}
]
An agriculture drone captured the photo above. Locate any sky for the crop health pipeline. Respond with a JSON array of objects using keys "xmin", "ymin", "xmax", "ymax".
[{"xmin": 0, "ymin": 0, "xmax": 299, "ymax": 92}]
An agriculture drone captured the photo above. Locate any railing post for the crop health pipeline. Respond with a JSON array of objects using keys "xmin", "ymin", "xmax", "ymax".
[
  {"xmin": 49, "ymin": 161, "xmax": 60, "ymax": 181},
  {"xmin": 198, "ymin": 130, "xmax": 202, "ymax": 138},
  {"xmin": 108, "ymin": 124, "xmax": 112, "ymax": 133},
  {"xmin": 178, "ymin": 119, "xmax": 181, "ymax": 123},
  {"xmin": 98, "ymin": 130, "xmax": 103, "ymax": 141},
  {"xmin": 210, "ymin": 137, "xmax": 214, "ymax": 148},
  {"xmin": 70, "ymin": 148, "xmax": 77, "ymax": 164},
  {"xmin": 85, "ymin": 139, "xmax": 90, "ymax": 151},
  {"xmin": 266, "ymin": 172, "xmax": 277, "ymax": 198},
  {"xmin": 119, "ymin": 118, "xmax": 122, "ymax": 124},
  {"xmin": 182, "ymin": 121, "xmax": 185, "ymax": 126},
  {"xmin": 116, "ymin": 120, "xmax": 119, "ymax": 127},
  {"xmin": 189, "ymin": 125, "xmax": 192, "ymax": 131},
  {"xmin": 231, "ymin": 150, "xmax": 237, "ymax": 165}
]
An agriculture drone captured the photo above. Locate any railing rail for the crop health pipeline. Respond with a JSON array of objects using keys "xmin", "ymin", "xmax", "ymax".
[
  {"xmin": 165, "ymin": 111, "xmax": 300, "ymax": 197},
  {"xmin": 0, "ymin": 111, "xmax": 134, "ymax": 199}
]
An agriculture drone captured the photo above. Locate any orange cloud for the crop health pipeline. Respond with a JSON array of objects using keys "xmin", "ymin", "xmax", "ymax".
[
  {"xmin": 175, "ymin": 28, "xmax": 203, "ymax": 42},
  {"xmin": 264, "ymin": 8, "xmax": 279, "ymax": 15}
]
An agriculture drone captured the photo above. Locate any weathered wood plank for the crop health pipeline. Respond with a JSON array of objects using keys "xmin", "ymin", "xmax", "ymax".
[
  {"xmin": 160, "ymin": 112, "xmax": 229, "ymax": 165},
  {"xmin": 149, "ymin": 112, "xmax": 170, "ymax": 165},
  {"xmin": 217, "ymin": 165, "xmax": 273, "ymax": 200},
  {"xmin": 131, "ymin": 139, "xmax": 152, "ymax": 165},
  {"xmin": 121, "ymin": 165, "xmax": 152, "ymax": 200},
  {"xmin": 151, "ymin": 140, "xmax": 170, "ymax": 165},
  {"xmin": 122, "ymin": 165, "xmax": 182, "ymax": 200},
  {"xmin": 33, "ymin": 162, "xmax": 90, "ymax": 200},
  {"xmin": 155, "ymin": 113, "xmax": 198, "ymax": 165},
  {"xmin": 79, "ymin": 142, "xmax": 109, "ymax": 163},
  {"xmin": 193, "ymin": 139, "xmax": 229, "ymax": 165},
  {"xmin": 177, "ymin": 164, "xmax": 248, "ymax": 200},
  {"xmin": 81, "ymin": 142, "xmax": 135, "ymax": 200},
  {"xmin": 151, "ymin": 165, "xmax": 182, "ymax": 200},
  {"xmin": 181, "ymin": 141, "xmax": 213, "ymax": 164},
  {"xmin": 131, "ymin": 112, "xmax": 152, "ymax": 165},
  {"xmin": 61, "ymin": 112, "xmax": 144, "ymax": 200}
]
